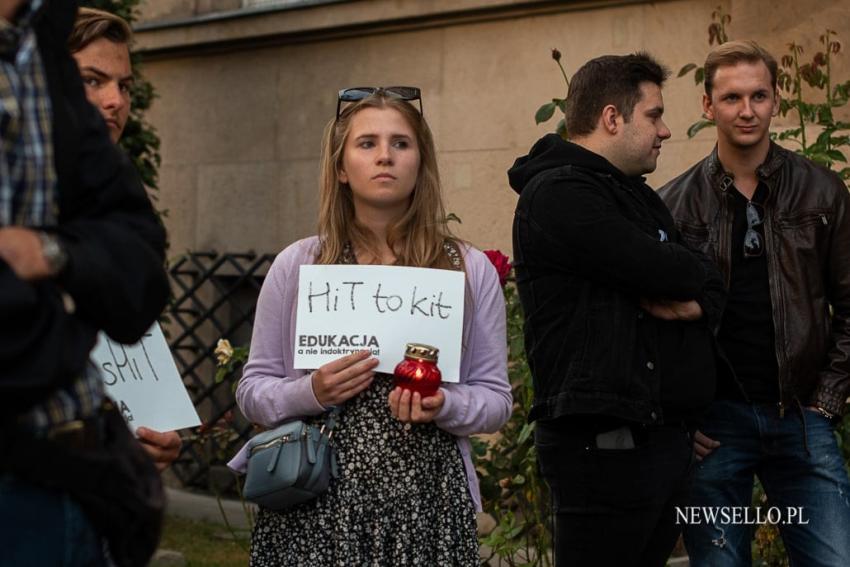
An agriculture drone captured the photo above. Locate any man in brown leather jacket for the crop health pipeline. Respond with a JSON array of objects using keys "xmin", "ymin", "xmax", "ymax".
[{"xmin": 659, "ymin": 40, "xmax": 850, "ymax": 567}]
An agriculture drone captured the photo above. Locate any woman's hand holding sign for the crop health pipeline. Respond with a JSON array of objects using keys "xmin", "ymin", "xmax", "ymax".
[
  {"xmin": 388, "ymin": 387, "xmax": 445, "ymax": 423},
  {"xmin": 311, "ymin": 350, "xmax": 378, "ymax": 407}
]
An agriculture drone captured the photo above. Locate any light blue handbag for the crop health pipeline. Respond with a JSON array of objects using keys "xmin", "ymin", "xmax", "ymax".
[{"xmin": 243, "ymin": 408, "xmax": 340, "ymax": 510}]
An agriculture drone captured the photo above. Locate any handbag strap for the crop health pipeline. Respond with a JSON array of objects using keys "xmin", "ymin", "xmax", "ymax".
[
  {"xmin": 442, "ymin": 239, "xmax": 464, "ymax": 271},
  {"xmin": 303, "ymin": 406, "xmax": 341, "ymax": 487},
  {"xmin": 321, "ymin": 405, "xmax": 342, "ymax": 438}
]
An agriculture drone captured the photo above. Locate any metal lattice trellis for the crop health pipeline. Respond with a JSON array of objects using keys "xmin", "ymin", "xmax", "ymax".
[{"xmin": 167, "ymin": 250, "xmax": 275, "ymax": 490}]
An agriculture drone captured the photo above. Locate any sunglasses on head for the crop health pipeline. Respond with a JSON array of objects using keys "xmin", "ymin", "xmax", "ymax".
[
  {"xmin": 336, "ymin": 86, "xmax": 423, "ymax": 120},
  {"xmin": 744, "ymin": 200, "xmax": 765, "ymax": 258}
]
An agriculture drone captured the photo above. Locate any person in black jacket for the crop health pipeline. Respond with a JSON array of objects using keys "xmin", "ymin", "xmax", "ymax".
[
  {"xmin": 509, "ymin": 53, "xmax": 725, "ymax": 566},
  {"xmin": 0, "ymin": 1, "xmax": 168, "ymax": 565},
  {"xmin": 69, "ymin": 6, "xmax": 182, "ymax": 471}
]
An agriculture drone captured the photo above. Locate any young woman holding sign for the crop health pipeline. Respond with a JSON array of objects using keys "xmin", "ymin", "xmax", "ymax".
[{"xmin": 230, "ymin": 87, "xmax": 511, "ymax": 566}]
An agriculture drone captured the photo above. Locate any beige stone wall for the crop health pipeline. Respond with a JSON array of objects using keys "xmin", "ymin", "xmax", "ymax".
[{"xmin": 134, "ymin": 0, "xmax": 850, "ymax": 260}]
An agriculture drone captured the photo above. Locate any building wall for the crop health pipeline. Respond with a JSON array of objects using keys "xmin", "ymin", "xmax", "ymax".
[{"xmin": 134, "ymin": 0, "xmax": 850, "ymax": 259}]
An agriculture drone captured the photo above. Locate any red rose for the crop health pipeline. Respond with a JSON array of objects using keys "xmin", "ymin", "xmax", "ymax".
[{"xmin": 483, "ymin": 249, "xmax": 512, "ymax": 287}]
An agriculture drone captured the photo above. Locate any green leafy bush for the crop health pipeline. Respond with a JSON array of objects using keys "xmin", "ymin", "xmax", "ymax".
[{"xmin": 474, "ymin": 277, "xmax": 553, "ymax": 567}]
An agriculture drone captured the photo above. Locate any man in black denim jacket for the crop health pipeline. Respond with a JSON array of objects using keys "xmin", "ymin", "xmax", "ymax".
[{"xmin": 510, "ymin": 52, "xmax": 724, "ymax": 566}]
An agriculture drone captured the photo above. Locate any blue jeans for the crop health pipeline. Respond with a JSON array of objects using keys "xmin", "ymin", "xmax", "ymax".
[
  {"xmin": 0, "ymin": 474, "xmax": 107, "ymax": 567},
  {"xmin": 683, "ymin": 400, "xmax": 850, "ymax": 567}
]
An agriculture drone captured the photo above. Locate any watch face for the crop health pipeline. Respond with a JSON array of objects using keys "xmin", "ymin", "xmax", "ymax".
[{"xmin": 40, "ymin": 232, "xmax": 68, "ymax": 275}]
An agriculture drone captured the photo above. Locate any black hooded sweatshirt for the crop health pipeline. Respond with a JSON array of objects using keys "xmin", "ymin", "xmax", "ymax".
[{"xmin": 509, "ymin": 134, "xmax": 724, "ymax": 425}]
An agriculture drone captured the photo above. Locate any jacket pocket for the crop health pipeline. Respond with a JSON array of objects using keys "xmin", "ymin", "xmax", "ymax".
[
  {"xmin": 776, "ymin": 209, "xmax": 830, "ymax": 229},
  {"xmin": 774, "ymin": 208, "xmax": 831, "ymax": 256},
  {"xmin": 580, "ymin": 294, "xmax": 635, "ymax": 393}
]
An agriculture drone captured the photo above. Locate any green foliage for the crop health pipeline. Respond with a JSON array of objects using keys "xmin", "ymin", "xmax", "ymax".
[
  {"xmin": 214, "ymin": 339, "xmax": 250, "ymax": 387},
  {"xmin": 534, "ymin": 49, "xmax": 570, "ymax": 140},
  {"xmin": 687, "ymin": 119, "xmax": 716, "ymax": 139},
  {"xmin": 79, "ymin": 0, "xmax": 140, "ymax": 22},
  {"xmin": 677, "ymin": 5, "xmax": 730, "ymax": 87},
  {"xmin": 676, "ymin": 6, "xmax": 732, "ymax": 133},
  {"xmin": 444, "ymin": 212, "xmax": 463, "ymax": 225},
  {"xmin": 773, "ymin": 31, "xmax": 850, "ymax": 177},
  {"xmin": 474, "ymin": 282, "xmax": 552, "ymax": 566},
  {"xmin": 750, "ymin": 480, "xmax": 788, "ymax": 567},
  {"xmin": 79, "ymin": 0, "xmax": 163, "ymax": 201},
  {"xmin": 534, "ymin": 101, "xmax": 557, "ymax": 124}
]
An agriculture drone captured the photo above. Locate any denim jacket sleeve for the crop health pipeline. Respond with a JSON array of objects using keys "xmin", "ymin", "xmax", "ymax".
[{"xmin": 529, "ymin": 174, "xmax": 712, "ymax": 301}]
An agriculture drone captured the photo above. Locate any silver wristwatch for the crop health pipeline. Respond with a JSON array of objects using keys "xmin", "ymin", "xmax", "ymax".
[{"xmin": 38, "ymin": 231, "xmax": 68, "ymax": 277}]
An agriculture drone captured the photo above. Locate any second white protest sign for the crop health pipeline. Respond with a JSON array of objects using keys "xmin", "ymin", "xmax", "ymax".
[{"xmin": 294, "ymin": 264, "xmax": 465, "ymax": 381}]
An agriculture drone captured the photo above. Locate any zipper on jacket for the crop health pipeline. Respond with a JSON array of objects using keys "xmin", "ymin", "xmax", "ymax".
[
  {"xmin": 718, "ymin": 181, "xmax": 733, "ymax": 290},
  {"xmin": 762, "ymin": 181, "xmax": 788, "ymax": 417},
  {"xmin": 820, "ymin": 213, "xmax": 828, "ymax": 226}
]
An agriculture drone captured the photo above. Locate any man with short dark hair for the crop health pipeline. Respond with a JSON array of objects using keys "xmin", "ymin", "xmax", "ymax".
[
  {"xmin": 660, "ymin": 39, "xmax": 850, "ymax": 567},
  {"xmin": 69, "ymin": 6, "xmax": 182, "ymax": 470},
  {"xmin": 0, "ymin": 1, "xmax": 168, "ymax": 564},
  {"xmin": 509, "ymin": 53, "xmax": 724, "ymax": 566}
]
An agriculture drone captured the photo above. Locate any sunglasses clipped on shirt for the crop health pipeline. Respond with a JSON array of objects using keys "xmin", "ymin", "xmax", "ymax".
[
  {"xmin": 336, "ymin": 86, "xmax": 423, "ymax": 120},
  {"xmin": 744, "ymin": 200, "xmax": 765, "ymax": 258}
]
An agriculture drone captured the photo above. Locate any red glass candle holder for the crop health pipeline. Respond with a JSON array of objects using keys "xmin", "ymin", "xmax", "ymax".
[{"xmin": 393, "ymin": 343, "xmax": 442, "ymax": 398}]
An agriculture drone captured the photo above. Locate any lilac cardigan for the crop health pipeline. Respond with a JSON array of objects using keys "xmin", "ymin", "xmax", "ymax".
[{"xmin": 228, "ymin": 236, "xmax": 511, "ymax": 511}]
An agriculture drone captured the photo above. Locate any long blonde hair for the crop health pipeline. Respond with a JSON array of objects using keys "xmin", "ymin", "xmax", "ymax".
[{"xmin": 316, "ymin": 94, "xmax": 456, "ymax": 269}]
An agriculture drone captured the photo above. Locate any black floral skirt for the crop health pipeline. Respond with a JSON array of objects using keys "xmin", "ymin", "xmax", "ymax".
[{"xmin": 249, "ymin": 374, "xmax": 478, "ymax": 567}]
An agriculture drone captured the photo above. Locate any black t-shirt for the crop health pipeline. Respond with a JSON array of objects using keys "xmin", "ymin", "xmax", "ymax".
[{"xmin": 717, "ymin": 184, "xmax": 780, "ymax": 402}]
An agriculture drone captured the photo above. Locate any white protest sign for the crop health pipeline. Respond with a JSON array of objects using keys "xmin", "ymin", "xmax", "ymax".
[
  {"xmin": 294, "ymin": 265, "xmax": 465, "ymax": 381},
  {"xmin": 91, "ymin": 324, "xmax": 201, "ymax": 432}
]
